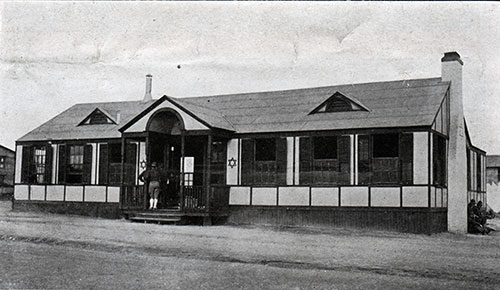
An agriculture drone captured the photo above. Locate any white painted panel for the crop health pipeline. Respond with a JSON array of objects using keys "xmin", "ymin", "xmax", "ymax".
[
  {"xmin": 229, "ymin": 187, "xmax": 250, "ymax": 205},
  {"xmin": 350, "ymin": 135, "xmax": 355, "ymax": 185},
  {"xmin": 107, "ymin": 187, "xmax": 120, "ymax": 203},
  {"xmin": 413, "ymin": 132, "xmax": 428, "ymax": 184},
  {"xmin": 91, "ymin": 143, "xmax": 97, "ymax": 184},
  {"xmin": 430, "ymin": 187, "xmax": 436, "ymax": 207},
  {"xmin": 354, "ymin": 135, "xmax": 358, "ymax": 185},
  {"xmin": 14, "ymin": 185, "xmax": 29, "ymax": 200},
  {"xmin": 84, "ymin": 186, "xmax": 107, "ymax": 202},
  {"xmin": 51, "ymin": 144, "xmax": 58, "ymax": 184},
  {"xmin": 472, "ymin": 152, "xmax": 477, "ymax": 191},
  {"xmin": 294, "ymin": 137, "xmax": 300, "ymax": 185},
  {"xmin": 340, "ymin": 186, "xmax": 368, "ymax": 207},
  {"xmin": 30, "ymin": 185, "xmax": 45, "ymax": 201},
  {"xmin": 311, "ymin": 187, "xmax": 339, "ymax": 206},
  {"xmin": 226, "ymin": 139, "xmax": 239, "ymax": 185},
  {"xmin": 403, "ymin": 186, "xmax": 428, "ymax": 207},
  {"xmin": 252, "ymin": 187, "xmax": 277, "ymax": 206},
  {"xmin": 429, "ymin": 134, "xmax": 433, "ymax": 184},
  {"xmin": 46, "ymin": 185, "xmax": 64, "ymax": 201},
  {"xmin": 286, "ymin": 137, "xmax": 294, "ymax": 185},
  {"xmin": 279, "ymin": 187, "xmax": 309, "ymax": 206},
  {"xmin": 138, "ymin": 142, "xmax": 147, "ymax": 185},
  {"xmin": 370, "ymin": 187, "xmax": 400, "ymax": 207},
  {"xmin": 15, "ymin": 145, "xmax": 22, "ymax": 183},
  {"xmin": 66, "ymin": 186, "xmax": 83, "ymax": 202},
  {"xmin": 124, "ymin": 101, "xmax": 208, "ymax": 133},
  {"xmin": 443, "ymin": 188, "xmax": 448, "ymax": 208}
]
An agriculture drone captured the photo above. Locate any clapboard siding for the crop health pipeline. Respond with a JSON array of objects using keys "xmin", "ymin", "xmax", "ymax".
[{"xmin": 228, "ymin": 206, "xmax": 447, "ymax": 233}]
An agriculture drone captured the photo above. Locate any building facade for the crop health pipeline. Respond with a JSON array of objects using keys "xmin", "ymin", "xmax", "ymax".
[
  {"xmin": 13, "ymin": 52, "xmax": 486, "ymax": 233},
  {"xmin": 0, "ymin": 145, "xmax": 15, "ymax": 197}
]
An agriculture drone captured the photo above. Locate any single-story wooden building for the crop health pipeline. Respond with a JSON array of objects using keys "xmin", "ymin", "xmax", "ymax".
[
  {"xmin": 0, "ymin": 144, "xmax": 15, "ymax": 198},
  {"xmin": 13, "ymin": 52, "xmax": 486, "ymax": 233}
]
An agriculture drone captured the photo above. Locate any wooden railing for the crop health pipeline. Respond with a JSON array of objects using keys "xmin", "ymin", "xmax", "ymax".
[
  {"xmin": 183, "ymin": 185, "xmax": 206, "ymax": 211},
  {"xmin": 120, "ymin": 184, "xmax": 145, "ymax": 210}
]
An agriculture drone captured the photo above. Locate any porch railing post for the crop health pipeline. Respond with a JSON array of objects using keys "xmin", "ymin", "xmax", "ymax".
[{"xmin": 180, "ymin": 131, "xmax": 185, "ymax": 210}]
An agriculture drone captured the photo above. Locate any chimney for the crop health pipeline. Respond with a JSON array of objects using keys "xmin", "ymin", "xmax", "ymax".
[
  {"xmin": 143, "ymin": 74, "xmax": 153, "ymax": 102},
  {"xmin": 441, "ymin": 51, "xmax": 467, "ymax": 233}
]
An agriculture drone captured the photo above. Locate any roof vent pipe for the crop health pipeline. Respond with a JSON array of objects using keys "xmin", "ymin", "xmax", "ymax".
[{"xmin": 143, "ymin": 74, "xmax": 153, "ymax": 102}]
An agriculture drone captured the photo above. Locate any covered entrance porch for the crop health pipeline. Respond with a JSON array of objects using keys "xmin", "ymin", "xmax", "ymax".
[{"xmin": 118, "ymin": 107, "xmax": 231, "ymax": 224}]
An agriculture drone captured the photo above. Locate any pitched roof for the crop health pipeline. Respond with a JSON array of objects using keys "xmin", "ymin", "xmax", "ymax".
[
  {"xmin": 18, "ymin": 100, "xmax": 155, "ymax": 142},
  {"xmin": 487, "ymin": 155, "xmax": 500, "ymax": 168},
  {"xmin": 18, "ymin": 77, "xmax": 450, "ymax": 142},
  {"xmin": 178, "ymin": 77, "xmax": 449, "ymax": 133}
]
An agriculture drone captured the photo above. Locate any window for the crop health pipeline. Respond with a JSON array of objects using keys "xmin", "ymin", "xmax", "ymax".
[
  {"xmin": 255, "ymin": 138, "xmax": 277, "ymax": 184},
  {"xmin": 477, "ymin": 154, "xmax": 482, "ymax": 192},
  {"xmin": 0, "ymin": 156, "xmax": 5, "ymax": 169},
  {"xmin": 373, "ymin": 134, "xmax": 399, "ymax": 158},
  {"xmin": 314, "ymin": 136, "xmax": 337, "ymax": 160},
  {"xmin": 241, "ymin": 138, "xmax": 286, "ymax": 185},
  {"xmin": 34, "ymin": 147, "xmax": 47, "ymax": 184},
  {"xmin": 20, "ymin": 145, "xmax": 52, "ymax": 184},
  {"xmin": 357, "ymin": 133, "xmax": 413, "ymax": 185},
  {"xmin": 79, "ymin": 109, "xmax": 115, "ymax": 125},
  {"xmin": 433, "ymin": 134, "xmax": 447, "ymax": 187},
  {"xmin": 98, "ymin": 142, "xmax": 137, "ymax": 186},
  {"xmin": 67, "ymin": 145, "xmax": 84, "ymax": 184},
  {"xmin": 210, "ymin": 140, "xmax": 226, "ymax": 185},
  {"xmin": 310, "ymin": 92, "xmax": 369, "ymax": 114},
  {"xmin": 299, "ymin": 136, "xmax": 350, "ymax": 185},
  {"xmin": 255, "ymin": 138, "xmax": 276, "ymax": 161},
  {"xmin": 372, "ymin": 134, "xmax": 400, "ymax": 183},
  {"xmin": 0, "ymin": 175, "xmax": 4, "ymax": 185}
]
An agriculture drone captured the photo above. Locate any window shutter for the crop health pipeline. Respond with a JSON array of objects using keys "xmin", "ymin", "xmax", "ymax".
[
  {"xmin": 21, "ymin": 145, "xmax": 32, "ymax": 183},
  {"xmin": 45, "ymin": 145, "xmax": 53, "ymax": 184},
  {"xmin": 299, "ymin": 137, "xmax": 312, "ymax": 185},
  {"xmin": 399, "ymin": 133, "xmax": 413, "ymax": 185},
  {"xmin": 338, "ymin": 136, "xmax": 351, "ymax": 184},
  {"xmin": 99, "ymin": 144, "xmax": 109, "ymax": 185},
  {"xmin": 276, "ymin": 137, "xmax": 287, "ymax": 185},
  {"xmin": 58, "ymin": 145, "xmax": 66, "ymax": 184},
  {"xmin": 358, "ymin": 135, "xmax": 370, "ymax": 185},
  {"xmin": 82, "ymin": 145, "xmax": 93, "ymax": 184},
  {"xmin": 241, "ymin": 139, "xmax": 255, "ymax": 185}
]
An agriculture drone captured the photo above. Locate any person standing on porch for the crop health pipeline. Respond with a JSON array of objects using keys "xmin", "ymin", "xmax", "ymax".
[{"xmin": 139, "ymin": 162, "xmax": 163, "ymax": 210}]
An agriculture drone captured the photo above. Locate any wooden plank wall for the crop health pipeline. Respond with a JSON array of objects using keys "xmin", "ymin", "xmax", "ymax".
[{"xmin": 228, "ymin": 206, "xmax": 447, "ymax": 234}]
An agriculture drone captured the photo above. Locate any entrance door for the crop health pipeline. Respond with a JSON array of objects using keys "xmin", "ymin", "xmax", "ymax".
[{"xmin": 148, "ymin": 133, "xmax": 181, "ymax": 209}]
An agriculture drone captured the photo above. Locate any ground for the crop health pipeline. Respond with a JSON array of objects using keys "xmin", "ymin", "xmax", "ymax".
[{"xmin": 1, "ymin": 201, "xmax": 499, "ymax": 290}]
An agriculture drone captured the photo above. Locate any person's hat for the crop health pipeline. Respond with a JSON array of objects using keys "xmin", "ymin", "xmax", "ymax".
[{"xmin": 151, "ymin": 162, "xmax": 157, "ymax": 167}]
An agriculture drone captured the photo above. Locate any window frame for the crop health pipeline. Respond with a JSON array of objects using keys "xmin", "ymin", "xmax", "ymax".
[{"xmin": 0, "ymin": 156, "xmax": 5, "ymax": 169}]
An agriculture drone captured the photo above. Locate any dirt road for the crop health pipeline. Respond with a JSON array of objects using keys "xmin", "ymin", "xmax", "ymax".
[{"xmin": 1, "ymin": 202, "xmax": 499, "ymax": 289}]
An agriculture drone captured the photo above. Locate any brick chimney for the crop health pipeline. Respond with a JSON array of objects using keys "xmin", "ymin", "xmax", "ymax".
[
  {"xmin": 143, "ymin": 74, "xmax": 153, "ymax": 102},
  {"xmin": 441, "ymin": 52, "xmax": 467, "ymax": 233}
]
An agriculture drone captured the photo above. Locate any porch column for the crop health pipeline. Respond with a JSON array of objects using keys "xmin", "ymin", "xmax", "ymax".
[
  {"xmin": 180, "ymin": 131, "xmax": 185, "ymax": 210},
  {"xmin": 119, "ymin": 136, "xmax": 126, "ymax": 210}
]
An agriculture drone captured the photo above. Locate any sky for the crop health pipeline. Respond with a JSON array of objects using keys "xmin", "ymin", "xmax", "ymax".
[{"xmin": 1, "ymin": 2, "xmax": 500, "ymax": 154}]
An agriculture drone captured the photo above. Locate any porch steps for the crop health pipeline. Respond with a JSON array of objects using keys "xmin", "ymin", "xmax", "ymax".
[{"xmin": 126, "ymin": 210, "xmax": 184, "ymax": 224}]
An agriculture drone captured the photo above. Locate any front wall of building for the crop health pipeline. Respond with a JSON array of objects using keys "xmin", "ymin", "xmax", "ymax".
[{"xmin": 226, "ymin": 132, "xmax": 449, "ymax": 212}]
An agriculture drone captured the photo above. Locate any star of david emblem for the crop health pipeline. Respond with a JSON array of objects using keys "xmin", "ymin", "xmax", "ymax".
[
  {"xmin": 228, "ymin": 157, "xmax": 237, "ymax": 168},
  {"xmin": 140, "ymin": 160, "xmax": 147, "ymax": 169}
]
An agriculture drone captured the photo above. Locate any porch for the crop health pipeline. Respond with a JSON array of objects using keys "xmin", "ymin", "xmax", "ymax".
[{"xmin": 120, "ymin": 183, "xmax": 230, "ymax": 225}]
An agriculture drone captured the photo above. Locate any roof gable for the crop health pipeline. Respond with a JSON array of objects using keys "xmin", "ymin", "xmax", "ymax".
[
  {"xmin": 309, "ymin": 91, "xmax": 370, "ymax": 114},
  {"xmin": 78, "ymin": 108, "xmax": 117, "ymax": 126}
]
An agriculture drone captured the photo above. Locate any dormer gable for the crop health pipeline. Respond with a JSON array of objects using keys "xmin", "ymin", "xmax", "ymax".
[
  {"xmin": 78, "ymin": 108, "xmax": 117, "ymax": 126},
  {"xmin": 309, "ymin": 92, "xmax": 370, "ymax": 114}
]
